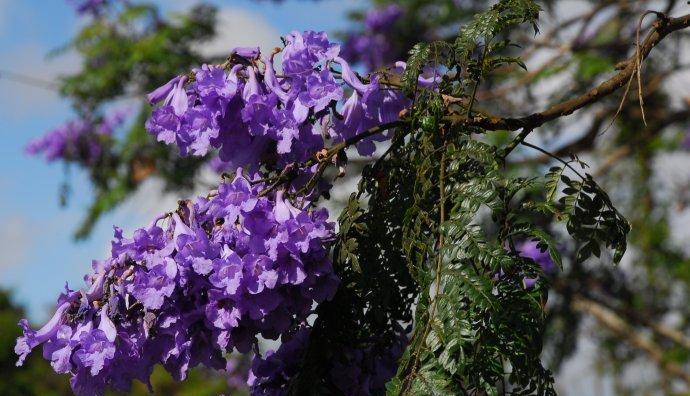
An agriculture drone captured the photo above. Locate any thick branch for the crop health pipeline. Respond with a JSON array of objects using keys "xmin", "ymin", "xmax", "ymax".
[{"xmin": 447, "ymin": 13, "xmax": 690, "ymax": 131}]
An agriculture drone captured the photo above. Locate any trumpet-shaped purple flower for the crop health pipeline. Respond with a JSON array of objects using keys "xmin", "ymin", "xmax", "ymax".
[
  {"xmin": 43, "ymin": 325, "xmax": 76, "ymax": 374},
  {"xmin": 297, "ymin": 69, "xmax": 343, "ymax": 112},
  {"xmin": 15, "ymin": 294, "xmax": 77, "ymax": 366},
  {"xmin": 518, "ymin": 240, "xmax": 557, "ymax": 288},
  {"xmin": 15, "ymin": 172, "xmax": 337, "ymax": 395},
  {"xmin": 146, "ymin": 30, "xmax": 409, "ymax": 168},
  {"xmin": 233, "ymin": 47, "xmax": 261, "ymax": 59},
  {"xmin": 331, "ymin": 72, "xmax": 410, "ymax": 156},
  {"xmin": 147, "ymin": 75, "xmax": 182, "ymax": 104},
  {"xmin": 282, "ymin": 31, "xmax": 340, "ymax": 76},
  {"xmin": 209, "ymin": 249, "xmax": 244, "ymax": 295},
  {"xmin": 130, "ymin": 256, "xmax": 177, "ymax": 310},
  {"xmin": 73, "ymin": 329, "xmax": 116, "ymax": 376}
]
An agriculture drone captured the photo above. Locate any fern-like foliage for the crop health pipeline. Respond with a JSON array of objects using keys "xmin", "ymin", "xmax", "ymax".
[
  {"xmin": 389, "ymin": 131, "xmax": 558, "ymax": 395},
  {"xmin": 282, "ymin": 0, "xmax": 630, "ymax": 394},
  {"xmin": 544, "ymin": 161, "xmax": 630, "ymax": 264},
  {"xmin": 387, "ymin": 0, "xmax": 625, "ymax": 394}
]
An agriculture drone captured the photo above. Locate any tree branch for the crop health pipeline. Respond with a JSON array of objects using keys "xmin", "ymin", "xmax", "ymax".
[
  {"xmin": 446, "ymin": 12, "xmax": 690, "ymax": 132},
  {"xmin": 572, "ymin": 295, "xmax": 690, "ymax": 385}
]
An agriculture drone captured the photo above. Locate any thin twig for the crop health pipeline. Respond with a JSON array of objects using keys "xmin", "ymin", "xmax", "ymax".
[
  {"xmin": 602, "ymin": 65, "xmax": 636, "ymax": 135},
  {"xmin": 635, "ymin": 11, "xmax": 667, "ymax": 126},
  {"xmin": 520, "ymin": 140, "xmax": 586, "ymax": 180},
  {"xmin": 502, "ymin": 128, "xmax": 533, "ymax": 158}
]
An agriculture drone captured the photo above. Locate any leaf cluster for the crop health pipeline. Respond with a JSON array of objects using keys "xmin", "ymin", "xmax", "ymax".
[
  {"xmin": 284, "ymin": 138, "xmax": 420, "ymax": 394},
  {"xmin": 389, "ymin": 131, "xmax": 558, "ymax": 395},
  {"xmin": 544, "ymin": 163, "xmax": 630, "ymax": 264},
  {"xmin": 326, "ymin": 0, "xmax": 631, "ymax": 394}
]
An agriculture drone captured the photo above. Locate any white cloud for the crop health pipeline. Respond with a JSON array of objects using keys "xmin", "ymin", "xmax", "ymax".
[
  {"xmin": 0, "ymin": 5, "xmax": 277, "ymax": 121},
  {"xmin": 0, "ymin": 216, "xmax": 32, "ymax": 269},
  {"xmin": 199, "ymin": 7, "xmax": 280, "ymax": 58}
]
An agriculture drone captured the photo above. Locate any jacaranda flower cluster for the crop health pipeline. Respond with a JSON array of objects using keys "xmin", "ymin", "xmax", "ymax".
[
  {"xmin": 145, "ymin": 30, "xmax": 409, "ymax": 165},
  {"xmin": 15, "ymin": 171, "xmax": 338, "ymax": 395},
  {"xmin": 517, "ymin": 240, "xmax": 557, "ymax": 288},
  {"xmin": 17, "ymin": 30, "xmax": 411, "ymax": 396},
  {"xmin": 25, "ymin": 110, "xmax": 126, "ymax": 165}
]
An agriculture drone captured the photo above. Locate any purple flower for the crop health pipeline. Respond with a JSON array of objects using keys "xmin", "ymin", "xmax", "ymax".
[
  {"xmin": 68, "ymin": 0, "xmax": 108, "ymax": 16},
  {"xmin": 15, "ymin": 293, "xmax": 77, "ymax": 365},
  {"xmin": 183, "ymin": 108, "xmax": 219, "ymax": 156},
  {"xmin": 298, "ymin": 69, "xmax": 343, "ymax": 112},
  {"xmin": 207, "ymin": 156, "xmax": 234, "ymax": 174},
  {"xmin": 168, "ymin": 76, "xmax": 190, "ymax": 116},
  {"xmin": 395, "ymin": 61, "xmax": 442, "ymax": 89},
  {"xmin": 263, "ymin": 55, "xmax": 292, "ymax": 103},
  {"xmin": 282, "ymin": 31, "xmax": 340, "ymax": 76},
  {"xmin": 341, "ymin": 5, "xmax": 404, "ymax": 71},
  {"xmin": 332, "ymin": 72, "xmax": 409, "ymax": 156},
  {"xmin": 73, "ymin": 329, "xmax": 116, "ymax": 376},
  {"xmin": 364, "ymin": 4, "xmax": 403, "ymax": 30},
  {"xmin": 16, "ymin": 171, "xmax": 337, "ymax": 394},
  {"xmin": 517, "ymin": 240, "xmax": 557, "ymax": 288},
  {"xmin": 145, "ymin": 106, "xmax": 180, "ymax": 145},
  {"xmin": 335, "ymin": 56, "xmax": 377, "ymax": 97},
  {"xmin": 95, "ymin": 109, "xmax": 128, "ymax": 135},
  {"xmin": 26, "ymin": 110, "xmax": 126, "ymax": 165},
  {"xmin": 145, "ymin": 30, "xmax": 410, "ymax": 166},
  {"xmin": 42, "ymin": 325, "xmax": 76, "ymax": 374},
  {"xmin": 232, "ymin": 46, "xmax": 261, "ymax": 59},
  {"xmin": 147, "ymin": 76, "xmax": 182, "ymax": 104},
  {"xmin": 129, "ymin": 256, "xmax": 177, "ymax": 309},
  {"xmin": 242, "ymin": 254, "xmax": 279, "ymax": 294},
  {"xmin": 206, "ymin": 289, "xmax": 242, "ymax": 330},
  {"xmin": 209, "ymin": 248, "xmax": 244, "ymax": 295},
  {"xmin": 195, "ymin": 64, "xmax": 240, "ymax": 111}
]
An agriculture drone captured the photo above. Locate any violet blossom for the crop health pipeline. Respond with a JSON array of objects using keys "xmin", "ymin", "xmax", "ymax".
[
  {"xmin": 15, "ymin": 171, "xmax": 338, "ymax": 395},
  {"xmin": 145, "ymin": 30, "xmax": 410, "ymax": 167},
  {"xmin": 517, "ymin": 240, "xmax": 557, "ymax": 288}
]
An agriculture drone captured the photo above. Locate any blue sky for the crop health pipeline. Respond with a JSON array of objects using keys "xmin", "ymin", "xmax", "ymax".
[{"xmin": 0, "ymin": 0, "xmax": 363, "ymax": 322}]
